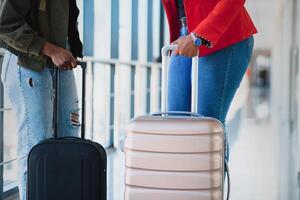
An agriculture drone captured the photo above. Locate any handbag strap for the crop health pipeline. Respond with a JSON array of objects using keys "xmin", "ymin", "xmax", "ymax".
[{"xmin": 176, "ymin": 0, "xmax": 186, "ymax": 19}]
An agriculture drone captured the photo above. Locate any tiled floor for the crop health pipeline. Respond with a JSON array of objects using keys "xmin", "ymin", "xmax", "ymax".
[
  {"xmin": 107, "ymin": 150, "xmax": 125, "ymax": 200},
  {"xmin": 228, "ymin": 115, "xmax": 278, "ymax": 200},
  {"xmin": 228, "ymin": 88, "xmax": 279, "ymax": 200}
]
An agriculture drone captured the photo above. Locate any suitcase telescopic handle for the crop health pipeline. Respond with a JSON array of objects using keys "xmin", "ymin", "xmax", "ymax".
[
  {"xmin": 54, "ymin": 61, "xmax": 87, "ymax": 139},
  {"xmin": 78, "ymin": 61, "xmax": 87, "ymax": 139},
  {"xmin": 161, "ymin": 45, "xmax": 199, "ymax": 113}
]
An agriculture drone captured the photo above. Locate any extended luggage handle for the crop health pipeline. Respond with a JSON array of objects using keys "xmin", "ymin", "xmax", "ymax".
[
  {"xmin": 79, "ymin": 61, "xmax": 87, "ymax": 139},
  {"xmin": 161, "ymin": 45, "xmax": 199, "ymax": 113},
  {"xmin": 54, "ymin": 61, "xmax": 87, "ymax": 139}
]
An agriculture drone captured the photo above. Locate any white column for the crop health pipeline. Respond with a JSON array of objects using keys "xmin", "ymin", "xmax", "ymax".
[
  {"xmin": 152, "ymin": 0, "xmax": 161, "ymax": 60},
  {"xmin": 297, "ymin": 3, "xmax": 300, "ymax": 200},
  {"xmin": 114, "ymin": 0, "xmax": 132, "ymax": 148},
  {"xmin": 92, "ymin": 0, "xmax": 112, "ymax": 145},
  {"xmin": 135, "ymin": 0, "xmax": 148, "ymax": 116},
  {"xmin": 164, "ymin": 11, "xmax": 170, "ymax": 45},
  {"xmin": 150, "ymin": 64, "xmax": 161, "ymax": 113}
]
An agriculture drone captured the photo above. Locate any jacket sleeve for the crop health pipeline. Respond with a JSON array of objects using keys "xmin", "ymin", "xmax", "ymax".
[
  {"xmin": 0, "ymin": 0, "xmax": 46, "ymax": 56},
  {"xmin": 192, "ymin": 0, "xmax": 245, "ymax": 47},
  {"xmin": 68, "ymin": 0, "xmax": 83, "ymax": 58}
]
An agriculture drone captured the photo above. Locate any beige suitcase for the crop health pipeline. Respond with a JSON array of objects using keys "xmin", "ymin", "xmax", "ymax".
[{"xmin": 125, "ymin": 45, "xmax": 229, "ymax": 200}]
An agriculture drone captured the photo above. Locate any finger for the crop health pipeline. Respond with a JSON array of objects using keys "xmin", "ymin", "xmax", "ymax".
[
  {"xmin": 58, "ymin": 66, "xmax": 66, "ymax": 71},
  {"xmin": 66, "ymin": 60, "xmax": 73, "ymax": 70},
  {"xmin": 68, "ymin": 63, "xmax": 74, "ymax": 70},
  {"xmin": 60, "ymin": 61, "xmax": 70, "ymax": 70},
  {"xmin": 57, "ymin": 63, "xmax": 65, "ymax": 70},
  {"xmin": 63, "ymin": 60, "xmax": 69, "ymax": 66},
  {"xmin": 190, "ymin": 49, "xmax": 198, "ymax": 57},
  {"xmin": 174, "ymin": 48, "xmax": 180, "ymax": 56},
  {"xmin": 59, "ymin": 65, "xmax": 67, "ymax": 71},
  {"xmin": 183, "ymin": 50, "xmax": 190, "ymax": 57},
  {"xmin": 178, "ymin": 49, "xmax": 184, "ymax": 56},
  {"xmin": 187, "ymin": 52, "xmax": 193, "ymax": 58},
  {"xmin": 66, "ymin": 59, "xmax": 74, "ymax": 70},
  {"xmin": 70, "ymin": 58, "xmax": 77, "ymax": 68}
]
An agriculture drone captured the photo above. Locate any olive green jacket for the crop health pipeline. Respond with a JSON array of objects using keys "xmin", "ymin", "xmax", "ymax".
[{"xmin": 0, "ymin": 0, "xmax": 83, "ymax": 71}]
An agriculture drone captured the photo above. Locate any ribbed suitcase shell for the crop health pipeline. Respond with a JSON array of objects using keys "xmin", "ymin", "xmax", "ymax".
[
  {"xmin": 125, "ymin": 115, "xmax": 225, "ymax": 200},
  {"xmin": 125, "ymin": 187, "xmax": 222, "ymax": 200}
]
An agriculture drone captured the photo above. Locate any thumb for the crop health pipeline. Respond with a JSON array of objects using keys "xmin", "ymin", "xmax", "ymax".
[
  {"xmin": 71, "ymin": 58, "xmax": 78, "ymax": 68},
  {"xmin": 171, "ymin": 39, "xmax": 181, "ymax": 55}
]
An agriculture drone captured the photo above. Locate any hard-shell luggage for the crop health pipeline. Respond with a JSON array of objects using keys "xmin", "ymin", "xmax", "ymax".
[
  {"xmin": 27, "ymin": 62, "xmax": 107, "ymax": 200},
  {"xmin": 124, "ymin": 45, "xmax": 229, "ymax": 200}
]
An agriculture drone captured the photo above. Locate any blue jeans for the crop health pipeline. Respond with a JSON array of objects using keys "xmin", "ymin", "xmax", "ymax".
[
  {"xmin": 1, "ymin": 51, "xmax": 80, "ymax": 200},
  {"xmin": 168, "ymin": 36, "xmax": 254, "ymax": 160}
]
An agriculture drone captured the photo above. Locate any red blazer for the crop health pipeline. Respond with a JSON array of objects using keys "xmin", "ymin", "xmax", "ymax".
[{"xmin": 162, "ymin": 0, "xmax": 257, "ymax": 56}]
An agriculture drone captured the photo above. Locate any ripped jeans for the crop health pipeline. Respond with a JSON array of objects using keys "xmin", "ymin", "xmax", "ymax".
[{"xmin": 1, "ymin": 51, "xmax": 80, "ymax": 200}]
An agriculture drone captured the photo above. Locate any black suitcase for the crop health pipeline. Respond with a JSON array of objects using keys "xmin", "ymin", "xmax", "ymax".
[{"xmin": 27, "ymin": 62, "xmax": 107, "ymax": 200}]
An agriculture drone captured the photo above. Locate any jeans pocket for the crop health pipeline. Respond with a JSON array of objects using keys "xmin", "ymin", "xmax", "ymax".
[{"xmin": 1, "ymin": 51, "xmax": 12, "ymax": 83}]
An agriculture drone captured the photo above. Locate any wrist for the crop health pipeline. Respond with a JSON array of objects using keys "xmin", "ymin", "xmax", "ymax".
[
  {"xmin": 41, "ymin": 42, "xmax": 56, "ymax": 57},
  {"xmin": 190, "ymin": 32, "xmax": 202, "ymax": 47},
  {"xmin": 191, "ymin": 32, "xmax": 211, "ymax": 48}
]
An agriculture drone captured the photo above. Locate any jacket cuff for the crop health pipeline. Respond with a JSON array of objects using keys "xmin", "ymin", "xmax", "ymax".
[
  {"xmin": 192, "ymin": 32, "xmax": 213, "ymax": 48},
  {"xmin": 193, "ymin": 30, "xmax": 216, "ymax": 48},
  {"xmin": 28, "ymin": 35, "xmax": 46, "ymax": 56},
  {"xmin": 193, "ymin": 23, "xmax": 222, "ymax": 48}
]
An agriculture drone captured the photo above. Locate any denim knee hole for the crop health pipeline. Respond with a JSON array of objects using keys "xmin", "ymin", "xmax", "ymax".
[
  {"xmin": 70, "ymin": 109, "xmax": 80, "ymax": 127},
  {"xmin": 27, "ymin": 78, "xmax": 34, "ymax": 87}
]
